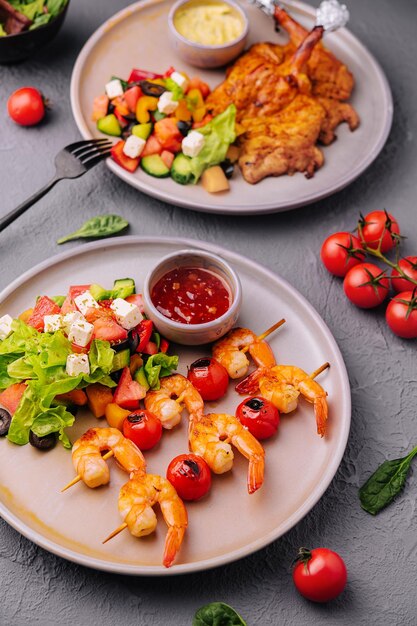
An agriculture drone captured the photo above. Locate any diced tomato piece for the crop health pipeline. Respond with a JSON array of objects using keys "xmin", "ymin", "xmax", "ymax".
[
  {"xmin": 125, "ymin": 294, "xmax": 145, "ymax": 313},
  {"xmin": 92, "ymin": 94, "xmax": 109, "ymax": 122},
  {"xmin": 163, "ymin": 66, "xmax": 176, "ymax": 77},
  {"xmin": 71, "ymin": 342, "xmax": 90, "ymax": 354},
  {"xmin": 187, "ymin": 78, "xmax": 211, "ymax": 98},
  {"xmin": 142, "ymin": 135, "xmax": 163, "ymax": 157},
  {"xmin": 84, "ymin": 306, "xmax": 113, "ymax": 323},
  {"xmin": 98, "ymin": 299, "xmax": 114, "ymax": 309},
  {"xmin": 154, "ymin": 118, "xmax": 183, "ymax": 153},
  {"xmin": 111, "ymin": 140, "xmax": 141, "ymax": 173},
  {"xmin": 61, "ymin": 285, "xmax": 92, "ymax": 314},
  {"xmin": 193, "ymin": 113, "xmax": 214, "ymax": 129},
  {"xmin": 143, "ymin": 340, "xmax": 158, "ymax": 355},
  {"xmin": 114, "ymin": 109, "xmax": 129, "ymax": 128},
  {"xmin": 0, "ymin": 382, "xmax": 27, "ymax": 415},
  {"xmin": 136, "ymin": 319, "xmax": 154, "ymax": 353},
  {"xmin": 128, "ymin": 68, "xmax": 163, "ymax": 83},
  {"xmin": 92, "ymin": 317, "xmax": 128, "ymax": 343},
  {"xmin": 160, "ymin": 338, "xmax": 169, "ymax": 353},
  {"xmin": 112, "ymin": 96, "xmax": 130, "ymax": 117},
  {"xmin": 113, "ymin": 367, "xmax": 146, "ymax": 410},
  {"xmin": 160, "ymin": 150, "xmax": 175, "ymax": 169},
  {"xmin": 124, "ymin": 85, "xmax": 142, "ymax": 112},
  {"xmin": 27, "ymin": 296, "xmax": 61, "ymax": 331}
]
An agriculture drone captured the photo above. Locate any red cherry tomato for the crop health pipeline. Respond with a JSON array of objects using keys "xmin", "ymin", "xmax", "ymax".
[
  {"xmin": 235, "ymin": 396, "xmax": 279, "ymax": 440},
  {"xmin": 358, "ymin": 210, "xmax": 400, "ymax": 252},
  {"xmin": 320, "ymin": 232, "xmax": 366, "ymax": 277},
  {"xmin": 343, "ymin": 263, "xmax": 389, "ymax": 308},
  {"xmin": 187, "ymin": 357, "xmax": 229, "ymax": 401},
  {"xmin": 292, "ymin": 547, "xmax": 347, "ymax": 603},
  {"xmin": 166, "ymin": 454, "xmax": 211, "ymax": 501},
  {"xmin": 122, "ymin": 409, "xmax": 162, "ymax": 450},
  {"xmin": 391, "ymin": 256, "xmax": 417, "ymax": 292},
  {"xmin": 385, "ymin": 290, "xmax": 417, "ymax": 338},
  {"xmin": 7, "ymin": 87, "xmax": 46, "ymax": 126}
]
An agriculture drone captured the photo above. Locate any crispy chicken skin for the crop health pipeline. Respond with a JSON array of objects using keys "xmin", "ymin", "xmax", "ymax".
[{"xmin": 206, "ymin": 8, "xmax": 359, "ymax": 184}]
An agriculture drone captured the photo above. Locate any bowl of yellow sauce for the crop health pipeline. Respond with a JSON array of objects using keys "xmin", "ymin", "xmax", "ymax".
[{"xmin": 168, "ymin": 0, "xmax": 249, "ymax": 68}]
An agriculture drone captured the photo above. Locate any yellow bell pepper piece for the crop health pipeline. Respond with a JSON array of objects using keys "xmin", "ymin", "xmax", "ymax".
[
  {"xmin": 136, "ymin": 96, "xmax": 158, "ymax": 124},
  {"xmin": 187, "ymin": 88, "xmax": 206, "ymax": 122},
  {"xmin": 19, "ymin": 308, "xmax": 34, "ymax": 323},
  {"xmin": 175, "ymin": 99, "xmax": 192, "ymax": 122},
  {"xmin": 105, "ymin": 402, "xmax": 131, "ymax": 431},
  {"xmin": 129, "ymin": 353, "xmax": 143, "ymax": 377}
]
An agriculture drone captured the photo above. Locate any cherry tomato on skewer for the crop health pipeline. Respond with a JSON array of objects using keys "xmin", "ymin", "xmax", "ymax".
[
  {"xmin": 235, "ymin": 396, "xmax": 279, "ymax": 440},
  {"xmin": 122, "ymin": 409, "xmax": 162, "ymax": 450},
  {"xmin": 187, "ymin": 357, "xmax": 229, "ymax": 401},
  {"xmin": 166, "ymin": 454, "xmax": 212, "ymax": 501}
]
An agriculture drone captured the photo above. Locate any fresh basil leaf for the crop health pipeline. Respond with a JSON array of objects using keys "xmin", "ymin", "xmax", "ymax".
[
  {"xmin": 193, "ymin": 602, "xmax": 247, "ymax": 626},
  {"xmin": 57, "ymin": 214, "xmax": 129, "ymax": 244},
  {"xmin": 359, "ymin": 447, "xmax": 417, "ymax": 515}
]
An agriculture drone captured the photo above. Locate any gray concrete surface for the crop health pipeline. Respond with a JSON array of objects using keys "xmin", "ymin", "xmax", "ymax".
[{"xmin": 1, "ymin": 1, "xmax": 417, "ymax": 624}]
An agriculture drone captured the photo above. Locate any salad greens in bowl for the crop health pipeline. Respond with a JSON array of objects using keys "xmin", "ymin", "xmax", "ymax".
[{"xmin": 0, "ymin": 0, "xmax": 69, "ymax": 63}]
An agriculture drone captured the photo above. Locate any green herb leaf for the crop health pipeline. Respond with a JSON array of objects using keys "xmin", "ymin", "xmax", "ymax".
[
  {"xmin": 57, "ymin": 214, "xmax": 129, "ymax": 244},
  {"xmin": 193, "ymin": 602, "xmax": 247, "ymax": 626},
  {"xmin": 359, "ymin": 447, "xmax": 417, "ymax": 515}
]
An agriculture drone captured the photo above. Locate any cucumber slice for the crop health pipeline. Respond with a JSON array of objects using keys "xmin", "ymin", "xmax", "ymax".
[
  {"xmin": 134, "ymin": 366, "xmax": 150, "ymax": 391},
  {"xmin": 97, "ymin": 114, "xmax": 122, "ymax": 137},
  {"xmin": 153, "ymin": 110, "xmax": 166, "ymax": 122},
  {"xmin": 141, "ymin": 155, "xmax": 170, "ymax": 178},
  {"xmin": 51, "ymin": 295, "xmax": 66, "ymax": 307},
  {"xmin": 113, "ymin": 278, "xmax": 136, "ymax": 299},
  {"xmin": 89, "ymin": 283, "xmax": 112, "ymax": 301},
  {"xmin": 111, "ymin": 348, "xmax": 131, "ymax": 372},
  {"xmin": 171, "ymin": 153, "xmax": 192, "ymax": 185},
  {"xmin": 132, "ymin": 123, "xmax": 153, "ymax": 141}
]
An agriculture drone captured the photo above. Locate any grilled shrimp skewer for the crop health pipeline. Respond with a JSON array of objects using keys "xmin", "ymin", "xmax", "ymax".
[
  {"xmin": 103, "ymin": 468, "xmax": 188, "ymax": 568},
  {"xmin": 144, "ymin": 374, "xmax": 204, "ymax": 429},
  {"xmin": 62, "ymin": 427, "xmax": 145, "ymax": 491},
  {"xmin": 189, "ymin": 413, "xmax": 265, "ymax": 494}
]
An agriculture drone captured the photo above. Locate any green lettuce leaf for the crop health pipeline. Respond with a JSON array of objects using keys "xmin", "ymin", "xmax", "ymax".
[
  {"xmin": 144, "ymin": 353, "xmax": 179, "ymax": 390},
  {"xmin": 189, "ymin": 104, "xmax": 236, "ymax": 183},
  {"xmin": 0, "ymin": 24, "xmax": 7, "ymax": 36}
]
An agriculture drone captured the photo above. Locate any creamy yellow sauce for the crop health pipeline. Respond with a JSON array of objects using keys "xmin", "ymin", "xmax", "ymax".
[{"xmin": 174, "ymin": 0, "xmax": 244, "ymax": 46}]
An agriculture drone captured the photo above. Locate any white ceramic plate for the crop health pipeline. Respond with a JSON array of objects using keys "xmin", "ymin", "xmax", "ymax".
[
  {"xmin": 70, "ymin": 0, "xmax": 392, "ymax": 215},
  {"xmin": 0, "ymin": 237, "xmax": 350, "ymax": 575}
]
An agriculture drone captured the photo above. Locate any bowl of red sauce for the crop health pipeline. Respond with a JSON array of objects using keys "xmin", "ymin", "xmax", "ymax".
[{"xmin": 143, "ymin": 249, "xmax": 242, "ymax": 345}]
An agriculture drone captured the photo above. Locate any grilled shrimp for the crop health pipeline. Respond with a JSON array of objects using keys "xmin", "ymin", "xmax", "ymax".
[
  {"xmin": 144, "ymin": 374, "xmax": 204, "ymax": 429},
  {"xmin": 118, "ymin": 469, "xmax": 188, "ymax": 568},
  {"xmin": 72, "ymin": 427, "xmax": 145, "ymax": 488},
  {"xmin": 212, "ymin": 327, "xmax": 276, "ymax": 379},
  {"xmin": 239, "ymin": 365, "xmax": 328, "ymax": 437},
  {"xmin": 189, "ymin": 413, "xmax": 265, "ymax": 494}
]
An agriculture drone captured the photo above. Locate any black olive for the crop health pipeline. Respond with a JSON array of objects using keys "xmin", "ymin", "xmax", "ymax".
[
  {"xmin": 177, "ymin": 120, "xmax": 192, "ymax": 136},
  {"xmin": 111, "ymin": 369, "xmax": 123, "ymax": 384},
  {"xmin": 0, "ymin": 408, "xmax": 12, "ymax": 436},
  {"xmin": 220, "ymin": 159, "xmax": 234, "ymax": 179},
  {"xmin": 112, "ymin": 338, "xmax": 130, "ymax": 353},
  {"xmin": 107, "ymin": 102, "xmax": 115, "ymax": 115},
  {"xmin": 139, "ymin": 80, "xmax": 166, "ymax": 97},
  {"xmin": 29, "ymin": 430, "xmax": 57, "ymax": 451},
  {"xmin": 128, "ymin": 329, "xmax": 139, "ymax": 354}
]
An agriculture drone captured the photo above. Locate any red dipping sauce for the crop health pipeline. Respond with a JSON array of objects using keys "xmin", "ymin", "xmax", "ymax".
[{"xmin": 151, "ymin": 267, "xmax": 231, "ymax": 324}]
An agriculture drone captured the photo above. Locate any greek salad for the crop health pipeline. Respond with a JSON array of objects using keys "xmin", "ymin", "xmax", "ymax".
[
  {"xmin": 0, "ymin": 278, "xmax": 178, "ymax": 449},
  {"xmin": 92, "ymin": 67, "xmax": 238, "ymax": 193}
]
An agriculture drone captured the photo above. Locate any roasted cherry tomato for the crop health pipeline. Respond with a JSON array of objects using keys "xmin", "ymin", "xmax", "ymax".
[
  {"xmin": 391, "ymin": 256, "xmax": 417, "ymax": 292},
  {"xmin": 343, "ymin": 262, "xmax": 389, "ymax": 308},
  {"xmin": 235, "ymin": 396, "xmax": 279, "ymax": 440},
  {"xmin": 187, "ymin": 357, "xmax": 229, "ymax": 401},
  {"xmin": 7, "ymin": 87, "xmax": 46, "ymax": 126},
  {"xmin": 385, "ymin": 290, "xmax": 417, "ymax": 338},
  {"xmin": 358, "ymin": 210, "xmax": 400, "ymax": 252},
  {"xmin": 166, "ymin": 454, "xmax": 211, "ymax": 501},
  {"xmin": 122, "ymin": 409, "xmax": 162, "ymax": 450},
  {"xmin": 320, "ymin": 232, "xmax": 366, "ymax": 277},
  {"xmin": 292, "ymin": 547, "xmax": 347, "ymax": 603}
]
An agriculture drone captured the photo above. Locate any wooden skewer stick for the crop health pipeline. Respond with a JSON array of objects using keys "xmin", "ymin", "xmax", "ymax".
[
  {"xmin": 102, "ymin": 522, "xmax": 128, "ymax": 544},
  {"xmin": 176, "ymin": 391, "xmax": 187, "ymax": 406},
  {"xmin": 241, "ymin": 318, "xmax": 286, "ymax": 354},
  {"xmin": 60, "ymin": 449, "xmax": 114, "ymax": 492},
  {"xmin": 310, "ymin": 362, "xmax": 330, "ymax": 380}
]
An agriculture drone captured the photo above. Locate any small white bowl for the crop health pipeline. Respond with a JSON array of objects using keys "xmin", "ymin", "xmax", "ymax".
[
  {"xmin": 143, "ymin": 249, "xmax": 242, "ymax": 345},
  {"xmin": 168, "ymin": 0, "xmax": 249, "ymax": 69}
]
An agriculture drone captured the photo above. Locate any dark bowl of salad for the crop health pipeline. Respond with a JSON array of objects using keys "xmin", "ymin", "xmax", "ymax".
[{"xmin": 0, "ymin": 0, "xmax": 69, "ymax": 64}]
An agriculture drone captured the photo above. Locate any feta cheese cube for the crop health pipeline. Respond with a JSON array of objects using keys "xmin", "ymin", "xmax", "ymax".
[
  {"xmin": 62, "ymin": 311, "xmax": 85, "ymax": 334},
  {"xmin": 68, "ymin": 318, "xmax": 94, "ymax": 347},
  {"xmin": 0, "ymin": 314, "xmax": 14, "ymax": 341},
  {"xmin": 44, "ymin": 314, "xmax": 63, "ymax": 333},
  {"xmin": 74, "ymin": 291, "xmax": 99, "ymax": 316},
  {"xmin": 170, "ymin": 71, "xmax": 189, "ymax": 91},
  {"xmin": 182, "ymin": 131, "xmax": 205, "ymax": 158},
  {"xmin": 110, "ymin": 298, "xmax": 143, "ymax": 330},
  {"xmin": 66, "ymin": 353, "xmax": 90, "ymax": 377},
  {"xmin": 123, "ymin": 134, "xmax": 146, "ymax": 159},
  {"xmin": 105, "ymin": 79, "xmax": 124, "ymax": 100},
  {"xmin": 157, "ymin": 91, "xmax": 178, "ymax": 115}
]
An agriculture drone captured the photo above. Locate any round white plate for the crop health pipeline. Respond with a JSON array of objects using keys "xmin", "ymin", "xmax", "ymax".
[
  {"xmin": 0, "ymin": 237, "xmax": 350, "ymax": 575},
  {"xmin": 70, "ymin": 0, "xmax": 393, "ymax": 215}
]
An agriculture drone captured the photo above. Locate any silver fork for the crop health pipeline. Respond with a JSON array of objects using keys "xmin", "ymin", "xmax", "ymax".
[{"xmin": 0, "ymin": 138, "xmax": 112, "ymax": 233}]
